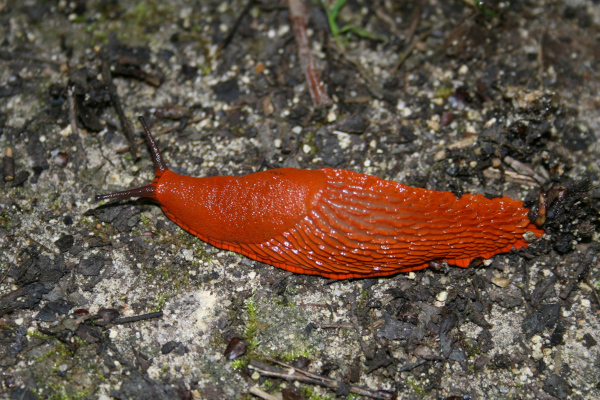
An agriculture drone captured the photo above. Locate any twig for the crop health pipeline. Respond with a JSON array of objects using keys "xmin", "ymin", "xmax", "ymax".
[
  {"xmin": 116, "ymin": 139, "xmax": 145, "ymax": 154},
  {"xmin": 94, "ymin": 137, "xmax": 116, "ymax": 167},
  {"xmin": 0, "ymin": 283, "xmax": 41, "ymax": 317},
  {"xmin": 289, "ymin": 0, "xmax": 333, "ymax": 108},
  {"xmin": 405, "ymin": 2, "xmax": 422, "ymax": 45},
  {"xmin": 220, "ymin": 0, "xmax": 255, "ymax": 51},
  {"xmin": 0, "ymin": 50, "xmax": 63, "ymax": 67},
  {"xmin": 113, "ymin": 311, "xmax": 163, "ymax": 325},
  {"xmin": 68, "ymin": 85, "xmax": 79, "ymax": 137},
  {"xmin": 0, "ymin": 266, "xmax": 11, "ymax": 286},
  {"xmin": 94, "ymin": 311, "xmax": 163, "ymax": 326},
  {"xmin": 585, "ymin": 276, "xmax": 600, "ymax": 307},
  {"xmin": 155, "ymin": 114, "xmax": 213, "ymax": 136},
  {"xmin": 67, "ymin": 88, "xmax": 89, "ymax": 163},
  {"xmin": 114, "ymin": 115, "xmax": 213, "ymax": 154},
  {"xmin": 3, "ymin": 147, "xmax": 14, "ymax": 181},
  {"xmin": 503, "ymin": 156, "xmax": 547, "ymax": 186},
  {"xmin": 8, "ymin": 234, "xmax": 57, "ymax": 255},
  {"xmin": 391, "ymin": 30, "xmax": 430, "ymax": 74},
  {"xmin": 101, "ymin": 51, "xmax": 140, "ymax": 160},
  {"xmin": 554, "ymin": 344, "xmax": 562, "ymax": 374},
  {"xmin": 248, "ymin": 387, "xmax": 280, "ymax": 400},
  {"xmin": 248, "ymin": 357, "xmax": 396, "ymax": 399},
  {"xmin": 482, "ymin": 168, "xmax": 540, "ymax": 186}
]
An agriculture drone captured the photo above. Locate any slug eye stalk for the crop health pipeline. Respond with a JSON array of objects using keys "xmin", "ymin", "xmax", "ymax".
[{"xmin": 95, "ymin": 117, "xmax": 168, "ymax": 202}]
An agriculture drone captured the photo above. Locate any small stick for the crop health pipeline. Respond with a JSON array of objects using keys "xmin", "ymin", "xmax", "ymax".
[
  {"xmin": 289, "ymin": 0, "xmax": 333, "ymax": 108},
  {"xmin": 102, "ymin": 51, "xmax": 140, "ymax": 160},
  {"xmin": 0, "ymin": 284, "xmax": 38, "ymax": 317},
  {"xmin": 68, "ymin": 86, "xmax": 79, "ymax": 137},
  {"xmin": 8, "ymin": 234, "xmax": 58, "ymax": 255},
  {"xmin": 405, "ymin": 2, "xmax": 422, "ymax": 45},
  {"xmin": 67, "ymin": 88, "xmax": 89, "ymax": 162},
  {"xmin": 248, "ymin": 387, "xmax": 280, "ymax": 400},
  {"xmin": 391, "ymin": 30, "xmax": 430, "ymax": 74},
  {"xmin": 482, "ymin": 168, "xmax": 540, "ymax": 186},
  {"xmin": 94, "ymin": 311, "xmax": 163, "ymax": 326},
  {"xmin": 585, "ymin": 276, "xmax": 600, "ymax": 307},
  {"xmin": 220, "ymin": 0, "xmax": 255, "ymax": 51},
  {"xmin": 3, "ymin": 147, "xmax": 14, "ymax": 181},
  {"xmin": 503, "ymin": 156, "xmax": 547, "ymax": 186},
  {"xmin": 114, "ymin": 114, "xmax": 214, "ymax": 154},
  {"xmin": 112, "ymin": 311, "xmax": 163, "ymax": 324},
  {"xmin": 249, "ymin": 357, "xmax": 396, "ymax": 399}
]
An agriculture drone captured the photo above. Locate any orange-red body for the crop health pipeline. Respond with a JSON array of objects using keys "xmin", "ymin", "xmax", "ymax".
[
  {"xmin": 97, "ymin": 118, "xmax": 544, "ymax": 279},
  {"xmin": 155, "ymin": 168, "xmax": 542, "ymax": 279}
]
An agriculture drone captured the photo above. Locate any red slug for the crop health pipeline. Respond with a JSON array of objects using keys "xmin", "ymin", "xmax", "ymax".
[{"xmin": 96, "ymin": 118, "xmax": 544, "ymax": 279}]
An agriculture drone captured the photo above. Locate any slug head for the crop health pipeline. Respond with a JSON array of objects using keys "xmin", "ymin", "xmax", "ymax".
[{"xmin": 95, "ymin": 117, "xmax": 168, "ymax": 202}]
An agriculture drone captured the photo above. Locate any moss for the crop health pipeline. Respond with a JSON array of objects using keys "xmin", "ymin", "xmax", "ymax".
[
  {"xmin": 35, "ymin": 383, "xmax": 93, "ymax": 400},
  {"xmin": 462, "ymin": 338, "xmax": 482, "ymax": 358},
  {"xmin": 137, "ymin": 225, "xmax": 215, "ymax": 293},
  {"xmin": 27, "ymin": 331, "xmax": 53, "ymax": 341},
  {"xmin": 36, "ymin": 386, "xmax": 83, "ymax": 400},
  {"xmin": 277, "ymin": 347, "xmax": 312, "ymax": 362},
  {"xmin": 435, "ymin": 85, "xmax": 453, "ymax": 99},
  {"xmin": 153, "ymin": 294, "xmax": 168, "ymax": 312},
  {"xmin": 36, "ymin": 344, "xmax": 70, "ymax": 364},
  {"xmin": 78, "ymin": 216, "xmax": 95, "ymax": 227},
  {"xmin": 300, "ymin": 386, "xmax": 334, "ymax": 400},
  {"xmin": 128, "ymin": 2, "xmax": 173, "ymax": 26},
  {"xmin": 407, "ymin": 377, "xmax": 426, "ymax": 393},
  {"xmin": 231, "ymin": 358, "xmax": 248, "ymax": 370},
  {"xmin": 244, "ymin": 295, "xmax": 259, "ymax": 352},
  {"xmin": 0, "ymin": 209, "xmax": 15, "ymax": 229},
  {"xmin": 139, "ymin": 213, "xmax": 153, "ymax": 230},
  {"xmin": 27, "ymin": 339, "xmax": 100, "ymax": 399}
]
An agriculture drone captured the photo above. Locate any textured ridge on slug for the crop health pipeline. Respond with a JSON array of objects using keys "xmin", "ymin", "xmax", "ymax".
[{"xmin": 166, "ymin": 168, "xmax": 543, "ymax": 279}]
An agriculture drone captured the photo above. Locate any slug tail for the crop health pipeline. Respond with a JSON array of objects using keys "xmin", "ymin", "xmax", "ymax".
[{"xmin": 95, "ymin": 117, "xmax": 168, "ymax": 203}]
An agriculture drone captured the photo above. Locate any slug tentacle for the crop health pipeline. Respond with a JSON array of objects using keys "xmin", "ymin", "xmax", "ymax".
[
  {"xmin": 95, "ymin": 184, "xmax": 158, "ymax": 202},
  {"xmin": 95, "ymin": 117, "xmax": 168, "ymax": 202},
  {"xmin": 138, "ymin": 116, "xmax": 168, "ymax": 177}
]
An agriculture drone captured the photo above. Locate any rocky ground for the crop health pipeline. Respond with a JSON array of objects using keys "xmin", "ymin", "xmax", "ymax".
[{"xmin": 1, "ymin": 0, "xmax": 599, "ymax": 399}]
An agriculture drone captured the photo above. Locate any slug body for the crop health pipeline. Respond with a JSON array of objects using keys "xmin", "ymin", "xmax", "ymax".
[{"xmin": 97, "ymin": 118, "xmax": 544, "ymax": 279}]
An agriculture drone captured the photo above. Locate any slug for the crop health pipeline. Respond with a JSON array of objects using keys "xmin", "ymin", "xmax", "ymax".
[{"xmin": 96, "ymin": 117, "xmax": 544, "ymax": 279}]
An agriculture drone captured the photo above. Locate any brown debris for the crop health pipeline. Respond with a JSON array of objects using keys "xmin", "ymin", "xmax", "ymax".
[
  {"xmin": 248, "ymin": 357, "xmax": 396, "ymax": 399},
  {"xmin": 2, "ymin": 147, "xmax": 14, "ymax": 181},
  {"xmin": 101, "ymin": 51, "xmax": 140, "ymax": 160},
  {"xmin": 289, "ymin": 0, "xmax": 333, "ymax": 108}
]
